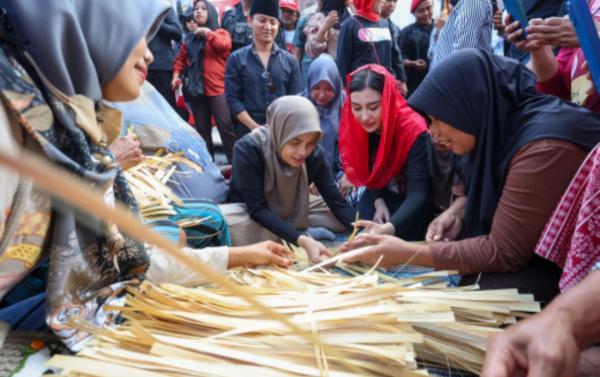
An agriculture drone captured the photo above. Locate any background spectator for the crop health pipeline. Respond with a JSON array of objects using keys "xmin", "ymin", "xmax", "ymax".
[
  {"xmin": 148, "ymin": 8, "xmax": 184, "ymax": 116},
  {"xmin": 225, "ymin": 0, "xmax": 302, "ymax": 138},
  {"xmin": 336, "ymin": 0, "xmax": 407, "ymax": 95},
  {"xmin": 401, "ymin": 0, "xmax": 433, "ymax": 96},
  {"xmin": 280, "ymin": 0, "xmax": 301, "ymax": 52},
  {"xmin": 173, "ymin": 0, "xmax": 237, "ymax": 162}
]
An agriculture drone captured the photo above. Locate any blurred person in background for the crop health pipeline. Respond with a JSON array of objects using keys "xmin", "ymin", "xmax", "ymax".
[{"xmin": 401, "ymin": 0, "xmax": 433, "ymax": 96}]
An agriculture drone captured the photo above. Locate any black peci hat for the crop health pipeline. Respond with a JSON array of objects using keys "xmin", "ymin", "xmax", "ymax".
[{"xmin": 250, "ymin": 0, "xmax": 279, "ymax": 18}]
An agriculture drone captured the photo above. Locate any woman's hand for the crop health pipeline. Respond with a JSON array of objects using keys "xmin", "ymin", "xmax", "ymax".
[
  {"xmin": 309, "ymin": 183, "xmax": 320, "ymax": 196},
  {"xmin": 298, "ymin": 235, "xmax": 332, "ymax": 264},
  {"xmin": 373, "ymin": 198, "xmax": 390, "ymax": 224},
  {"xmin": 481, "ymin": 307, "xmax": 580, "ymax": 377},
  {"xmin": 414, "ymin": 59, "xmax": 428, "ymax": 72},
  {"xmin": 525, "ymin": 16, "xmax": 579, "ymax": 48},
  {"xmin": 171, "ymin": 76, "xmax": 182, "ymax": 90},
  {"xmin": 323, "ymin": 11, "xmax": 339, "ymax": 31},
  {"xmin": 340, "ymin": 233, "xmax": 420, "ymax": 268},
  {"xmin": 493, "ymin": 9, "xmax": 505, "ymax": 36},
  {"xmin": 353, "ymin": 219, "xmax": 395, "ymax": 236},
  {"xmin": 505, "ymin": 15, "xmax": 543, "ymax": 52},
  {"xmin": 338, "ymin": 174, "xmax": 354, "ymax": 198},
  {"xmin": 425, "ymin": 197, "xmax": 466, "ymax": 242},
  {"xmin": 195, "ymin": 27, "xmax": 212, "ymax": 38},
  {"xmin": 109, "ymin": 134, "xmax": 145, "ymax": 170},
  {"xmin": 228, "ymin": 241, "xmax": 293, "ymax": 268}
]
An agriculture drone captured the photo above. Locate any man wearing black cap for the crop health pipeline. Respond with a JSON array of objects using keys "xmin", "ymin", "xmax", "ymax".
[
  {"xmin": 225, "ymin": 0, "xmax": 302, "ymax": 139},
  {"xmin": 222, "ymin": 0, "xmax": 288, "ymax": 52}
]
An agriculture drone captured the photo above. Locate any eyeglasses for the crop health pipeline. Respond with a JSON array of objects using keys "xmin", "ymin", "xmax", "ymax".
[{"xmin": 262, "ymin": 71, "xmax": 276, "ymax": 93}]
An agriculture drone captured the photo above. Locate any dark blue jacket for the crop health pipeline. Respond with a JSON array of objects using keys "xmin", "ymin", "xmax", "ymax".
[
  {"xmin": 225, "ymin": 43, "xmax": 301, "ymax": 125},
  {"xmin": 148, "ymin": 8, "xmax": 182, "ymax": 71}
]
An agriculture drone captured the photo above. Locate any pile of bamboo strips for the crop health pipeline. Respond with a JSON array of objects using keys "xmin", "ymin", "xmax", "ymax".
[
  {"xmin": 123, "ymin": 150, "xmax": 202, "ymax": 220},
  {"xmin": 47, "ymin": 266, "xmax": 539, "ymax": 377}
]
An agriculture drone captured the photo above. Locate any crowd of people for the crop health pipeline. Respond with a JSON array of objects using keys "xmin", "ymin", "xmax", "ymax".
[{"xmin": 0, "ymin": 0, "xmax": 599, "ymax": 375}]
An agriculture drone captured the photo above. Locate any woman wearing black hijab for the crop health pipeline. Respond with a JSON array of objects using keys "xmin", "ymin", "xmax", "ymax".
[
  {"xmin": 172, "ymin": 0, "xmax": 236, "ymax": 162},
  {"xmin": 342, "ymin": 49, "xmax": 600, "ymax": 302}
]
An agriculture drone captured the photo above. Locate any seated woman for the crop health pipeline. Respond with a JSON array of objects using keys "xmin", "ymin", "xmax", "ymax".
[
  {"xmin": 0, "ymin": 0, "xmax": 291, "ymax": 348},
  {"xmin": 340, "ymin": 64, "xmax": 433, "ymax": 240},
  {"xmin": 228, "ymin": 96, "xmax": 355, "ymax": 263},
  {"xmin": 342, "ymin": 49, "xmax": 600, "ymax": 303}
]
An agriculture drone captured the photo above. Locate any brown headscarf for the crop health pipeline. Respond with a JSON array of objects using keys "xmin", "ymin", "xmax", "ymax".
[{"xmin": 252, "ymin": 96, "xmax": 323, "ymax": 229}]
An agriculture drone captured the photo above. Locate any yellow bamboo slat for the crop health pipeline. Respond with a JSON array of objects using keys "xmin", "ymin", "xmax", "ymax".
[{"xmin": 47, "ymin": 265, "xmax": 541, "ymax": 377}]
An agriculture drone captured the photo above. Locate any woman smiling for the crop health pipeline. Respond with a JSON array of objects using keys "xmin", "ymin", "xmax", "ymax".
[{"xmin": 228, "ymin": 96, "xmax": 355, "ymax": 263}]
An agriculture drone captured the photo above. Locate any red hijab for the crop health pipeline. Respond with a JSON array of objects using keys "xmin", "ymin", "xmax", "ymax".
[
  {"xmin": 410, "ymin": 0, "xmax": 424, "ymax": 12},
  {"xmin": 353, "ymin": 0, "xmax": 380, "ymax": 22},
  {"xmin": 339, "ymin": 64, "xmax": 427, "ymax": 190}
]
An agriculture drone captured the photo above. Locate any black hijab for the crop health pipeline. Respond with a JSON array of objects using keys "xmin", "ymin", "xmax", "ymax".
[
  {"xmin": 409, "ymin": 49, "xmax": 600, "ymax": 237},
  {"xmin": 185, "ymin": 0, "xmax": 219, "ymax": 47}
]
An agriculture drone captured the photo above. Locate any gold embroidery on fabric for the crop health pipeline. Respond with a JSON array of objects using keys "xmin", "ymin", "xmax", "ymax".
[
  {"xmin": 98, "ymin": 106, "xmax": 123, "ymax": 145},
  {"xmin": 69, "ymin": 95, "xmax": 107, "ymax": 146},
  {"xmin": 17, "ymin": 212, "xmax": 51, "ymax": 238},
  {"xmin": 0, "ymin": 244, "xmax": 42, "ymax": 269},
  {"xmin": 22, "ymin": 104, "xmax": 54, "ymax": 132},
  {"xmin": 1, "ymin": 90, "xmax": 34, "ymax": 111}
]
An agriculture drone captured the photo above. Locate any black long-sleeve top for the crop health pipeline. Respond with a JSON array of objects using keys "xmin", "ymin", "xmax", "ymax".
[
  {"xmin": 227, "ymin": 134, "xmax": 355, "ymax": 243},
  {"xmin": 400, "ymin": 22, "xmax": 433, "ymax": 94},
  {"xmin": 336, "ymin": 15, "xmax": 406, "ymax": 85},
  {"xmin": 369, "ymin": 132, "xmax": 432, "ymax": 237},
  {"xmin": 225, "ymin": 44, "xmax": 301, "ymax": 126}
]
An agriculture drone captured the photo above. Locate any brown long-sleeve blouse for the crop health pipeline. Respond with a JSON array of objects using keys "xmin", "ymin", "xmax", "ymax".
[{"xmin": 430, "ymin": 139, "xmax": 588, "ymax": 274}]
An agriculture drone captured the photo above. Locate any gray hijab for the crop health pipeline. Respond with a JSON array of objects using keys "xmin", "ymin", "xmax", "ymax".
[
  {"xmin": 7, "ymin": 0, "xmax": 170, "ymax": 101},
  {"xmin": 253, "ymin": 96, "xmax": 323, "ymax": 230}
]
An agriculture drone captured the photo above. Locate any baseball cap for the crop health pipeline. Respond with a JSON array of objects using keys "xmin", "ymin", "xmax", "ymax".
[{"xmin": 279, "ymin": 0, "xmax": 299, "ymax": 11}]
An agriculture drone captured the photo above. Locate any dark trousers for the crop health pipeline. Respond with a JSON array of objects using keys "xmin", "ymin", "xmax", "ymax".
[
  {"xmin": 190, "ymin": 94, "xmax": 236, "ymax": 163},
  {"xmin": 357, "ymin": 189, "xmax": 431, "ymax": 241},
  {"xmin": 147, "ymin": 69, "xmax": 188, "ymax": 120},
  {"xmin": 460, "ymin": 255, "xmax": 562, "ymax": 306}
]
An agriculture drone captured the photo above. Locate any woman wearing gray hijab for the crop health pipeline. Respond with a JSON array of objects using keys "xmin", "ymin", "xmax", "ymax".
[
  {"xmin": 0, "ymin": 0, "xmax": 294, "ymax": 350},
  {"xmin": 0, "ymin": 0, "xmax": 170, "ymax": 351},
  {"xmin": 228, "ymin": 96, "xmax": 356, "ymax": 263}
]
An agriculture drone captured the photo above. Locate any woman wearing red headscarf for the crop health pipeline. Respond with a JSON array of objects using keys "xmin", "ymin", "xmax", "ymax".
[
  {"xmin": 335, "ymin": 0, "xmax": 407, "ymax": 94},
  {"xmin": 339, "ymin": 64, "xmax": 432, "ymax": 240}
]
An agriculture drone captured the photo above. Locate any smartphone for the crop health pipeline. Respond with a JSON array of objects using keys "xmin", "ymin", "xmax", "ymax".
[
  {"xmin": 569, "ymin": 0, "xmax": 600, "ymax": 90},
  {"xmin": 504, "ymin": 0, "xmax": 529, "ymax": 37}
]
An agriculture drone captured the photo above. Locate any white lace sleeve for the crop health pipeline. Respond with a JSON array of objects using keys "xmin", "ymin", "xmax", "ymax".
[{"xmin": 146, "ymin": 245, "xmax": 229, "ymax": 286}]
